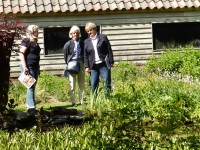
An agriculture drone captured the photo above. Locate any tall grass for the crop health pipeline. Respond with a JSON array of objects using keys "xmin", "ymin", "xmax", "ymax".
[{"xmin": 6, "ymin": 55, "xmax": 200, "ymax": 149}]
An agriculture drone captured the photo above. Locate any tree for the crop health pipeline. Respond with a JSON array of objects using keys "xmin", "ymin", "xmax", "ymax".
[{"xmin": 0, "ymin": 16, "xmax": 26, "ymax": 115}]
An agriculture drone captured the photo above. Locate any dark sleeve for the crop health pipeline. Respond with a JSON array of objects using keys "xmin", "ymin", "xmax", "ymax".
[
  {"xmin": 105, "ymin": 35, "xmax": 114, "ymax": 64},
  {"xmin": 84, "ymin": 39, "xmax": 89, "ymax": 68},
  {"xmin": 80, "ymin": 40, "xmax": 84, "ymax": 58},
  {"xmin": 63, "ymin": 41, "xmax": 70, "ymax": 64},
  {"xmin": 21, "ymin": 38, "xmax": 30, "ymax": 47}
]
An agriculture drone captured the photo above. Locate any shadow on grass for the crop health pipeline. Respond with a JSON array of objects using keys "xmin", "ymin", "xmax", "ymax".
[{"xmin": 0, "ymin": 105, "xmax": 92, "ymax": 133}]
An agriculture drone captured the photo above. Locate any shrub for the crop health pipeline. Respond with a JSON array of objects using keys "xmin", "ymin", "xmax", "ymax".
[
  {"xmin": 0, "ymin": 16, "xmax": 26, "ymax": 114},
  {"xmin": 145, "ymin": 46, "xmax": 200, "ymax": 77}
]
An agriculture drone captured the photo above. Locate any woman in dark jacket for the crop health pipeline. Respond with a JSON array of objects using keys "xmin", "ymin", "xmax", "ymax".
[
  {"xmin": 63, "ymin": 26, "xmax": 84, "ymax": 106},
  {"xmin": 84, "ymin": 22, "xmax": 114, "ymax": 97}
]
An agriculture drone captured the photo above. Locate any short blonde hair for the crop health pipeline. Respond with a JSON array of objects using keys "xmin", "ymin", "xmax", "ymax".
[
  {"xmin": 69, "ymin": 26, "xmax": 81, "ymax": 38},
  {"xmin": 85, "ymin": 22, "xmax": 97, "ymax": 32},
  {"xmin": 26, "ymin": 25, "xmax": 39, "ymax": 42}
]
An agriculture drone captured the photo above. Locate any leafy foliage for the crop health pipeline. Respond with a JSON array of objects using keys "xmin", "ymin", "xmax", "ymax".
[
  {"xmin": 37, "ymin": 71, "xmax": 70, "ymax": 102},
  {"xmin": 146, "ymin": 46, "xmax": 200, "ymax": 77},
  {"xmin": 0, "ymin": 16, "xmax": 26, "ymax": 114},
  {"xmin": 5, "ymin": 53, "xmax": 200, "ymax": 149}
]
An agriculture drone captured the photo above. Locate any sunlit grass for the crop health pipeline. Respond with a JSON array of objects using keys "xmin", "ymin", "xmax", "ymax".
[{"xmin": 6, "ymin": 60, "xmax": 200, "ymax": 149}]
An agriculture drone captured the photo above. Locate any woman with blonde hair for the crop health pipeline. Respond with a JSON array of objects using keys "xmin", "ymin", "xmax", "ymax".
[
  {"xmin": 84, "ymin": 22, "xmax": 114, "ymax": 97},
  {"xmin": 19, "ymin": 25, "xmax": 41, "ymax": 115},
  {"xmin": 63, "ymin": 25, "xmax": 85, "ymax": 106}
]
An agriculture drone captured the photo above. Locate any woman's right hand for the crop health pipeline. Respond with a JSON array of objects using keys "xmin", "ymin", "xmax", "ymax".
[
  {"xmin": 24, "ymin": 67, "xmax": 29, "ymax": 75},
  {"xmin": 85, "ymin": 67, "xmax": 90, "ymax": 73}
]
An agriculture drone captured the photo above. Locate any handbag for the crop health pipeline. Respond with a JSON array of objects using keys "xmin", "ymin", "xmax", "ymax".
[{"xmin": 66, "ymin": 60, "xmax": 80, "ymax": 74}]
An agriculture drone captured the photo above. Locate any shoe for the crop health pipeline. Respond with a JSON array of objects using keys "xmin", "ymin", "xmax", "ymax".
[{"xmin": 27, "ymin": 108, "xmax": 39, "ymax": 116}]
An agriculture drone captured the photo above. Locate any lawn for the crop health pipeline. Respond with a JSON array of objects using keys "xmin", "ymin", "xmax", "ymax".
[{"xmin": 4, "ymin": 48, "xmax": 200, "ymax": 149}]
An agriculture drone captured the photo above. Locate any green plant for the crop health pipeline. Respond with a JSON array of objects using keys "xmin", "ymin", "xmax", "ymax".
[
  {"xmin": 112, "ymin": 61, "xmax": 137, "ymax": 94},
  {"xmin": 179, "ymin": 46, "xmax": 200, "ymax": 77},
  {"xmin": 8, "ymin": 81, "xmax": 26, "ymax": 104},
  {"xmin": 37, "ymin": 71, "xmax": 70, "ymax": 102},
  {"xmin": 5, "ymin": 60, "xmax": 200, "ymax": 149},
  {"xmin": 0, "ymin": 16, "xmax": 26, "ymax": 114},
  {"xmin": 146, "ymin": 46, "xmax": 200, "ymax": 78}
]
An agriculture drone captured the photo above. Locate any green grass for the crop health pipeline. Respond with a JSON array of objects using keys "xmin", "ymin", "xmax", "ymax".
[{"xmin": 6, "ymin": 59, "xmax": 200, "ymax": 149}]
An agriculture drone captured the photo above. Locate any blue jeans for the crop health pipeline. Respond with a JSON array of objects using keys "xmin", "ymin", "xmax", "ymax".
[
  {"xmin": 20, "ymin": 64, "xmax": 39, "ymax": 109},
  {"xmin": 90, "ymin": 62, "xmax": 111, "ymax": 96}
]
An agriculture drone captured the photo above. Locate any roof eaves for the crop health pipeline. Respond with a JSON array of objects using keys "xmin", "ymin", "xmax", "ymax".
[
  {"xmin": 52, "ymin": 0, "xmax": 60, "ymax": 12},
  {"xmin": 60, "ymin": 0, "xmax": 69, "ymax": 12},
  {"xmin": 68, "ymin": 0, "xmax": 76, "ymax": 5},
  {"xmin": 101, "ymin": 2, "xmax": 110, "ymax": 11},
  {"xmin": 108, "ymin": 1, "xmax": 118, "ymax": 10},
  {"xmin": 19, "ymin": 0, "xmax": 29, "ymax": 14},
  {"xmin": 85, "ymin": 2, "xmax": 93, "ymax": 11},
  {"xmin": 169, "ymin": 0, "xmax": 179, "ymax": 9},
  {"xmin": 154, "ymin": 0, "xmax": 164, "ymax": 9},
  {"xmin": 116, "ymin": 1, "xmax": 126, "ymax": 10},
  {"xmin": 3, "ymin": 0, "xmax": 12, "ymax": 14},
  {"xmin": 162, "ymin": 0, "xmax": 172, "ymax": 9},
  {"xmin": 177, "ymin": 0, "xmax": 186, "ymax": 8},
  {"xmin": 93, "ymin": 2, "xmax": 102, "ymax": 11},
  {"xmin": 124, "ymin": 0, "xmax": 134, "ymax": 10},
  {"xmin": 76, "ymin": 2, "xmax": 86, "ymax": 12},
  {"xmin": 11, "ymin": 0, "xmax": 20, "ymax": 14},
  {"xmin": 184, "ymin": 0, "xmax": 193, "ymax": 8},
  {"xmin": 192, "ymin": 0, "xmax": 200, "ymax": 8},
  {"xmin": 43, "ymin": 0, "xmax": 53, "ymax": 13},
  {"xmin": 132, "ymin": 1, "xmax": 142, "ymax": 9},
  {"xmin": 35, "ymin": 0, "xmax": 45, "ymax": 13},
  {"xmin": 68, "ymin": 3, "xmax": 77, "ymax": 12}
]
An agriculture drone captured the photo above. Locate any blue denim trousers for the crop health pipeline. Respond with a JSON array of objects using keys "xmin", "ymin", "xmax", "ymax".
[
  {"xmin": 90, "ymin": 62, "xmax": 111, "ymax": 95},
  {"xmin": 20, "ymin": 64, "xmax": 39, "ymax": 109}
]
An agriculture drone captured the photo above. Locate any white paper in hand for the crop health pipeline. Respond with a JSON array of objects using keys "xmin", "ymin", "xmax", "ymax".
[{"xmin": 18, "ymin": 73, "xmax": 36, "ymax": 89}]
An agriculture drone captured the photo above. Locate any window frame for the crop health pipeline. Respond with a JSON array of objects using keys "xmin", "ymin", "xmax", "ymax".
[
  {"xmin": 152, "ymin": 22, "xmax": 200, "ymax": 50},
  {"xmin": 43, "ymin": 26, "xmax": 100, "ymax": 55}
]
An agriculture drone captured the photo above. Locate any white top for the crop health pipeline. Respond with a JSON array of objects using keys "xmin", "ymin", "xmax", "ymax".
[
  {"xmin": 72, "ymin": 40, "xmax": 81, "ymax": 60},
  {"xmin": 91, "ymin": 34, "xmax": 102, "ymax": 64}
]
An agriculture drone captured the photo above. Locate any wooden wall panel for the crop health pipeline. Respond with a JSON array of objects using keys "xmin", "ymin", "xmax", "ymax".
[
  {"xmin": 102, "ymin": 23, "xmax": 153, "ymax": 64},
  {"xmin": 10, "ymin": 23, "xmax": 153, "ymax": 78},
  {"xmin": 10, "ymin": 11, "xmax": 200, "ymax": 77}
]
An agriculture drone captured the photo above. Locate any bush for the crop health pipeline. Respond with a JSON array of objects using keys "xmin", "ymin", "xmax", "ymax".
[
  {"xmin": 6, "ymin": 60, "xmax": 200, "ymax": 149},
  {"xmin": 145, "ymin": 46, "xmax": 200, "ymax": 77}
]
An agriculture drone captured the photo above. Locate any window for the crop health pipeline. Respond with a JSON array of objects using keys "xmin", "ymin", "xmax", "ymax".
[
  {"xmin": 153, "ymin": 22, "xmax": 200, "ymax": 50},
  {"xmin": 44, "ymin": 26, "xmax": 100, "ymax": 55}
]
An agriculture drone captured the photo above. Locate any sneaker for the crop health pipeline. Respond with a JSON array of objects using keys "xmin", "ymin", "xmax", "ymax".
[{"xmin": 27, "ymin": 108, "xmax": 39, "ymax": 116}]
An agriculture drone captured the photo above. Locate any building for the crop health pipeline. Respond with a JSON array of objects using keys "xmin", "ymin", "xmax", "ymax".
[{"xmin": 1, "ymin": 0, "xmax": 200, "ymax": 77}]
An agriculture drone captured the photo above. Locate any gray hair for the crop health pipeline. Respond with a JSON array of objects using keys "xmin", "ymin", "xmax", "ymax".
[
  {"xmin": 69, "ymin": 26, "xmax": 81, "ymax": 38},
  {"xmin": 85, "ymin": 22, "xmax": 97, "ymax": 31}
]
